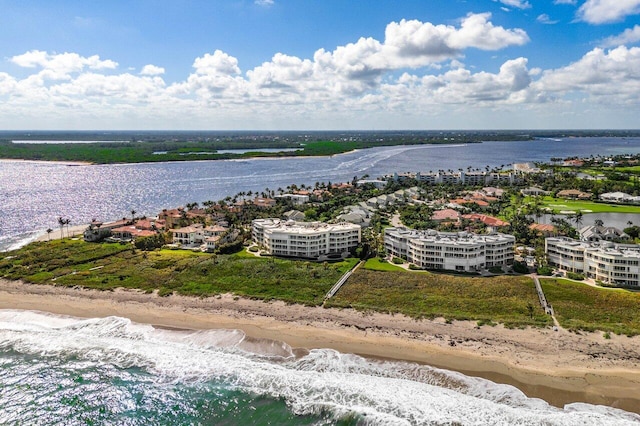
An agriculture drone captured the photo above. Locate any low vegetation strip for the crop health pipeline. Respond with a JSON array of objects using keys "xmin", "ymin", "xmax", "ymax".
[
  {"xmin": 540, "ymin": 278, "xmax": 640, "ymax": 336},
  {"xmin": 327, "ymin": 269, "xmax": 550, "ymax": 328},
  {"xmin": 0, "ymin": 138, "xmax": 488, "ymax": 164},
  {"xmin": 0, "ymin": 240, "xmax": 357, "ymax": 306}
]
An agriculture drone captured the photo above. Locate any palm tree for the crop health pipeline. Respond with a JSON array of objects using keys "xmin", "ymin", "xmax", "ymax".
[
  {"xmin": 574, "ymin": 211, "xmax": 583, "ymax": 229},
  {"xmin": 65, "ymin": 218, "xmax": 71, "ymax": 237},
  {"xmin": 58, "ymin": 217, "xmax": 65, "ymax": 239},
  {"xmin": 131, "ymin": 210, "xmax": 136, "ymax": 223},
  {"xmin": 46, "ymin": 228, "xmax": 53, "ymax": 241}
]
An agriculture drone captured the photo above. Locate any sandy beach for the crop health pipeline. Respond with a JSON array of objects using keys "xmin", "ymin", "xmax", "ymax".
[
  {"xmin": 1, "ymin": 278, "xmax": 639, "ymax": 414},
  {"xmin": 35, "ymin": 224, "xmax": 89, "ymax": 242}
]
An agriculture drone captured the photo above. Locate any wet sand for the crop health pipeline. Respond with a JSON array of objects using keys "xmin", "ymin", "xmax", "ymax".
[{"xmin": 1, "ymin": 278, "xmax": 639, "ymax": 414}]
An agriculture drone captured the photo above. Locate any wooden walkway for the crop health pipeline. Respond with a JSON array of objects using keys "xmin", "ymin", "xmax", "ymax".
[
  {"xmin": 531, "ymin": 274, "xmax": 561, "ymax": 328},
  {"xmin": 324, "ymin": 260, "xmax": 364, "ymax": 301}
]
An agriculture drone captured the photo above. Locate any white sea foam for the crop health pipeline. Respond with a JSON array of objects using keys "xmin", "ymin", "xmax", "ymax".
[
  {"xmin": 0, "ymin": 230, "xmax": 42, "ymax": 252},
  {"xmin": 1, "ymin": 310, "xmax": 639, "ymax": 425}
]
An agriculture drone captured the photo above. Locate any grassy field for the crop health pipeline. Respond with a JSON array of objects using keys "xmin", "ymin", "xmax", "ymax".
[
  {"xmin": 327, "ymin": 270, "xmax": 551, "ymax": 328},
  {"xmin": 0, "ymin": 239, "xmax": 357, "ymax": 306},
  {"xmin": 528, "ymin": 196, "xmax": 640, "ymax": 214},
  {"xmin": 540, "ymin": 278, "xmax": 640, "ymax": 336}
]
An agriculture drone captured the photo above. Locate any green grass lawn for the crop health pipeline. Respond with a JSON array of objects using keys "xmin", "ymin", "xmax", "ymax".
[
  {"xmin": 0, "ymin": 239, "xmax": 357, "ymax": 306},
  {"xmin": 613, "ymin": 165, "xmax": 640, "ymax": 173},
  {"xmin": 528, "ymin": 196, "xmax": 640, "ymax": 214},
  {"xmin": 362, "ymin": 258, "xmax": 407, "ymax": 272},
  {"xmin": 540, "ymin": 278, "xmax": 640, "ymax": 336},
  {"xmin": 327, "ymin": 270, "xmax": 550, "ymax": 328}
]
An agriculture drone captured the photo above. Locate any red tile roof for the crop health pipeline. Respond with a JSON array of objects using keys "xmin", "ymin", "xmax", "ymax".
[
  {"xmin": 462, "ymin": 214, "xmax": 509, "ymax": 227},
  {"xmin": 431, "ymin": 209, "xmax": 460, "ymax": 221}
]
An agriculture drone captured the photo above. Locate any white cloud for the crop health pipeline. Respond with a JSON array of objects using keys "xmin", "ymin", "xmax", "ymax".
[
  {"xmin": 140, "ymin": 64, "xmax": 165, "ymax": 76},
  {"xmin": 537, "ymin": 14, "xmax": 559, "ymax": 24},
  {"xmin": 601, "ymin": 25, "xmax": 640, "ymax": 47},
  {"xmin": 1, "ymin": 15, "xmax": 639, "ymax": 129},
  {"xmin": 578, "ymin": 0, "xmax": 640, "ymax": 24},
  {"xmin": 497, "ymin": 0, "xmax": 531, "ymax": 10},
  {"xmin": 10, "ymin": 50, "xmax": 117, "ymax": 81},
  {"xmin": 535, "ymin": 46, "xmax": 640, "ymax": 104},
  {"xmin": 255, "ymin": 0, "xmax": 274, "ymax": 6},
  {"xmin": 192, "ymin": 50, "xmax": 241, "ymax": 75},
  {"xmin": 553, "ymin": 0, "xmax": 576, "ymax": 5}
]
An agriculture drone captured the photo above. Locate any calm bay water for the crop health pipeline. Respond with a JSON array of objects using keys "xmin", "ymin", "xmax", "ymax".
[
  {"xmin": 2, "ymin": 137, "xmax": 640, "ymax": 251},
  {"xmin": 3, "ymin": 138, "xmax": 640, "ymax": 424}
]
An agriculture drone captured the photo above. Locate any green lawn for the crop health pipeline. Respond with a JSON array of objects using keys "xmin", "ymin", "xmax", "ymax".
[
  {"xmin": 541, "ymin": 278, "xmax": 640, "ymax": 336},
  {"xmin": 0, "ymin": 239, "xmax": 357, "ymax": 306},
  {"xmin": 327, "ymin": 270, "xmax": 550, "ymax": 328},
  {"xmin": 528, "ymin": 196, "xmax": 640, "ymax": 214},
  {"xmin": 362, "ymin": 258, "xmax": 407, "ymax": 272}
]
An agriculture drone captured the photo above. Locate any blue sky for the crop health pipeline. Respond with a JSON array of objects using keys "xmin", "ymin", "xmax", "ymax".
[{"xmin": 1, "ymin": 0, "xmax": 639, "ymax": 130}]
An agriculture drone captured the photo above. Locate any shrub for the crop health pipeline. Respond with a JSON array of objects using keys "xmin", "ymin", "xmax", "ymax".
[
  {"xmin": 408, "ymin": 264, "xmax": 421, "ymax": 270},
  {"xmin": 158, "ymin": 287, "xmax": 173, "ymax": 297},
  {"xmin": 217, "ymin": 239, "xmax": 244, "ymax": 254},
  {"xmin": 512, "ymin": 261, "xmax": 529, "ymax": 274},
  {"xmin": 488, "ymin": 266, "xmax": 503, "ymax": 274},
  {"xmin": 392, "ymin": 257, "xmax": 404, "ymax": 265},
  {"xmin": 567, "ymin": 272, "xmax": 585, "ymax": 281},
  {"xmin": 248, "ymin": 246, "xmax": 259, "ymax": 252},
  {"xmin": 537, "ymin": 265, "xmax": 553, "ymax": 276},
  {"xmin": 134, "ymin": 234, "xmax": 167, "ymax": 251}
]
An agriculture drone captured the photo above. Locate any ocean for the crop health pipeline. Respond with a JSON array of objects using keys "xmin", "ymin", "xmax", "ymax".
[
  {"xmin": 3, "ymin": 138, "xmax": 640, "ymax": 424},
  {"xmin": 1, "ymin": 310, "xmax": 639, "ymax": 425}
]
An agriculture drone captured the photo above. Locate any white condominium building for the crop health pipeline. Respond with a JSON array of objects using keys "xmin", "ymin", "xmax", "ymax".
[
  {"xmin": 252, "ymin": 219, "xmax": 361, "ymax": 259},
  {"xmin": 546, "ymin": 237, "xmax": 640, "ymax": 287},
  {"xmin": 384, "ymin": 227, "xmax": 515, "ymax": 272}
]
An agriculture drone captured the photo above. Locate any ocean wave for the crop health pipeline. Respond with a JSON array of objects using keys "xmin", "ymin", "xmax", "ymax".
[{"xmin": 1, "ymin": 310, "xmax": 639, "ymax": 425}]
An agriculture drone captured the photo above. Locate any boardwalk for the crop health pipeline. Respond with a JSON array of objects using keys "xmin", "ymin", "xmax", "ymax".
[
  {"xmin": 531, "ymin": 274, "xmax": 561, "ymax": 329},
  {"xmin": 324, "ymin": 260, "xmax": 364, "ymax": 301}
]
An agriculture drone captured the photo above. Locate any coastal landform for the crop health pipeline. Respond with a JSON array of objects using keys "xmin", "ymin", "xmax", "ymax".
[
  {"xmin": 4, "ymin": 148, "xmax": 640, "ymax": 415},
  {"xmin": 2, "ymin": 129, "xmax": 639, "ymax": 164}
]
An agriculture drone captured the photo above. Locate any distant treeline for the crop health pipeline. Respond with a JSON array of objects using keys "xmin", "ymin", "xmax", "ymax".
[{"xmin": 0, "ymin": 129, "xmax": 638, "ymax": 164}]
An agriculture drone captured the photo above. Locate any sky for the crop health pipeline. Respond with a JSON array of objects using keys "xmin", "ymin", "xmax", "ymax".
[{"xmin": 0, "ymin": 0, "xmax": 639, "ymax": 130}]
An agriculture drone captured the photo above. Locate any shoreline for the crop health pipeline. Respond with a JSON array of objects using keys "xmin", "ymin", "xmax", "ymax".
[{"xmin": 1, "ymin": 279, "xmax": 639, "ymax": 414}]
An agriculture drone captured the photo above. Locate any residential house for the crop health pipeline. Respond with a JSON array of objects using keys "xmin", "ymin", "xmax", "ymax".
[
  {"xmin": 253, "ymin": 197, "xmax": 277, "ymax": 208},
  {"xmin": 529, "ymin": 223, "xmax": 557, "ymax": 237},
  {"xmin": 83, "ymin": 219, "xmax": 131, "ymax": 242},
  {"xmin": 283, "ymin": 210, "xmax": 306, "ymax": 221},
  {"xmin": 579, "ymin": 225, "xmax": 630, "ymax": 242},
  {"xmin": 520, "ymin": 187, "xmax": 550, "ymax": 196},
  {"xmin": 600, "ymin": 192, "xmax": 640, "ymax": 204},
  {"xmin": 277, "ymin": 194, "xmax": 310, "ymax": 206},
  {"xmin": 431, "ymin": 209, "xmax": 460, "ymax": 222},
  {"xmin": 557, "ymin": 189, "xmax": 592, "ymax": 200},
  {"xmin": 462, "ymin": 213, "xmax": 509, "ymax": 228}
]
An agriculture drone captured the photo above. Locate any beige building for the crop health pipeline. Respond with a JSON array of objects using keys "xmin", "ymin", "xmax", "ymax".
[
  {"xmin": 385, "ymin": 227, "xmax": 515, "ymax": 272},
  {"xmin": 545, "ymin": 237, "xmax": 640, "ymax": 286},
  {"xmin": 252, "ymin": 219, "xmax": 361, "ymax": 259}
]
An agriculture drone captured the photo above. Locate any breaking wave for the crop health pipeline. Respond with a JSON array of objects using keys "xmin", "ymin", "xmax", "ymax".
[{"xmin": 1, "ymin": 310, "xmax": 639, "ymax": 425}]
